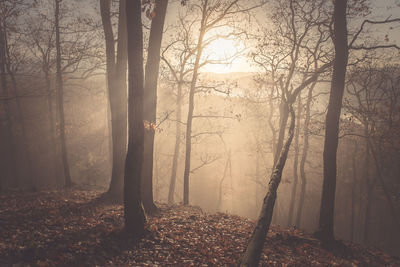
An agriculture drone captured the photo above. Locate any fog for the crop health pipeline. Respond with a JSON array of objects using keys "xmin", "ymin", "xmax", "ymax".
[{"xmin": 1, "ymin": 0, "xmax": 399, "ymax": 260}]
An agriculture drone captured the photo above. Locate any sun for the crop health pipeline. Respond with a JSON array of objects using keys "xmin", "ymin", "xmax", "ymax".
[{"xmin": 202, "ymin": 37, "xmax": 245, "ymax": 73}]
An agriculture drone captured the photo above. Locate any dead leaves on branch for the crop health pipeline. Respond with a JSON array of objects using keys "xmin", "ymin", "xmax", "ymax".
[{"xmin": 0, "ymin": 190, "xmax": 399, "ymax": 266}]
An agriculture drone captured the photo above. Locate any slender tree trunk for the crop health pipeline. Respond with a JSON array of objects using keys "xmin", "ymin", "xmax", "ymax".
[
  {"xmin": 267, "ymin": 82, "xmax": 277, "ymax": 163},
  {"xmin": 350, "ymin": 140, "xmax": 358, "ymax": 242},
  {"xmin": 124, "ymin": 0, "xmax": 146, "ymax": 237},
  {"xmin": 364, "ymin": 188, "xmax": 372, "ymax": 244},
  {"xmin": 218, "ymin": 152, "xmax": 230, "ymax": 210},
  {"xmin": 44, "ymin": 69, "xmax": 59, "ymax": 183},
  {"xmin": 296, "ymin": 82, "xmax": 314, "ymax": 227},
  {"xmin": 288, "ymin": 95, "xmax": 302, "ymax": 226},
  {"xmin": 3, "ymin": 17, "xmax": 34, "ymax": 188},
  {"xmin": 316, "ymin": 0, "xmax": 348, "ymax": 242},
  {"xmin": 238, "ymin": 105, "xmax": 295, "ymax": 267},
  {"xmin": 168, "ymin": 82, "xmax": 182, "ymax": 205},
  {"xmin": 271, "ymin": 102, "xmax": 289, "ymax": 224},
  {"xmin": 142, "ymin": 0, "xmax": 169, "ymax": 213},
  {"xmin": 363, "ymin": 135, "xmax": 371, "ymax": 244},
  {"xmin": 5, "ymin": 55, "xmax": 34, "ymax": 189},
  {"xmin": 183, "ymin": 22, "xmax": 206, "ymax": 206},
  {"xmin": 369, "ymin": 141, "xmax": 400, "ymax": 233},
  {"xmin": 0, "ymin": 19, "xmax": 18, "ymax": 188},
  {"xmin": 273, "ymin": 102, "xmax": 289, "ymax": 167},
  {"xmin": 55, "ymin": 0, "xmax": 72, "ymax": 187},
  {"xmin": 254, "ymin": 147, "xmax": 261, "ymax": 218}
]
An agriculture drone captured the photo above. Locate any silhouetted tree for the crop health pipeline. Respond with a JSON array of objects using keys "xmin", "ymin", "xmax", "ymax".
[
  {"xmin": 238, "ymin": 105, "xmax": 295, "ymax": 267},
  {"xmin": 142, "ymin": 0, "xmax": 169, "ymax": 213},
  {"xmin": 55, "ymin": 0, "xmax": 72, "ymax": 187},
  {"xmin": 182, "ymin": 0, "xmax": 262, "ymax": 206},
  {"xmin": 316, "ymin": 0, "xmax": 348, "ymax": 242},
  {"xmin": 100, "ymin": 0, "xmax": 128, "ymax": 201},
  {"xmin": 124, "ymin": 0, "xmax": 146, "ymax": 236}
]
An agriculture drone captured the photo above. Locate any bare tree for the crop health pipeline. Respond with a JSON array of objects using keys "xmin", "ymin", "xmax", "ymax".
[
  {"xmin": 343, "ymin": 65, "xmax": 400, "ymax": 243},
  {"xmin": 142, "ymin": 0, "xmax": 169, "ymax": 213},
  {"xmin": 287, "ymin": 95, "xmax": 302, "ymax": 225},
  {"xmin": 124, "ymin": 0, "xmax": 146, "ymax": 236},
  {"xmin": 238, "ymin": 104, "xmax": 295, "ymax": 266},
  {"xmin": 0, "ymin": 0, "xmax": 37, "ymax": 189},
  {"xmin": 181, "ymin": 0, "xmax": 262, "ymax": 206},
  {"xmin": 295, "ymin": 80, "xmax": 317, "ymax": 227},
  {"xmin": 316, "ymin": 0, "xmax": 348, "ymax": 243},
  {"xmin": 54, "ymin": 0, "xmax": 72, "ymax": 187},
  {"xmin": 100, "ymin": 0, "xmax": 128, "ymax": 201}
]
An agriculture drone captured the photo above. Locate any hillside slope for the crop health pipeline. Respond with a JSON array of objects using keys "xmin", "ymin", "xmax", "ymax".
[{"xmin": 0, "ymin": 190, "xmax": 398, "ymax": 266}]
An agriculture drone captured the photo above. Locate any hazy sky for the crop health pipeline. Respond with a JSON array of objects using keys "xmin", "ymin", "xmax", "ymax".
[{"xmin": 163, "ymin": 0, "xmax": 400, "ymax": 74}]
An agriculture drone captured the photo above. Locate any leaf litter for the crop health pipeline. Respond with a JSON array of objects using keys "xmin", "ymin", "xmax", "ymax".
[{"xmin": 0, "ymin": 190, "xmax": 399, "ymax": 266}]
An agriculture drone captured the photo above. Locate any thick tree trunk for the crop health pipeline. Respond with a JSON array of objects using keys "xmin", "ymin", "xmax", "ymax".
[
  {"xmin": 288, "ymin": 96, "xmax": 302, "ymax": 226},
  {"xmin": 124, "ymin": 0, "xmax": 146, "ymax": 237},
  {"xmin": 168, "ymin": 82, "xmax": 182, "ymax": 205},
  {"xmin": 316, "ymin": 0, "xmax": 348, "ymax": 242},
  {"xmin": 101, "ymin": 0, "xmax": 128, "ymax": 201},
  {"xmin": 142, "ymin": 0, "xmax": 168, "ymax": 213},
  {"xmin": 55, "ymin": 0, "xmax": 72, "ymax": 187},
  {"xmin": 238, "ymin": 105, "xmax": 295, "ymax": 267}
]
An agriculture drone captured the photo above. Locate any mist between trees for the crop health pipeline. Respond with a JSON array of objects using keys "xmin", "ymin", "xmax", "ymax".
[{"xmin": 1, "ymin": 0, "xmax": 399, "ymax": 261}]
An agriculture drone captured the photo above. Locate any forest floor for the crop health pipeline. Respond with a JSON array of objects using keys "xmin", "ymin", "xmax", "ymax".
[{"xmin": 0, "ymin": 190, "xmax": 399, "ymax": 267}]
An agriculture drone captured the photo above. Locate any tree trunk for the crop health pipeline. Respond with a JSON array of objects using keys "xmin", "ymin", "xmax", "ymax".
[
  {"xmin": 55, "ymin": 0, "xmax": 72, "ymax": 187},
  {"xmin": 364, "ymin": 188, "xmax": 372, "ymax": 244},
  {"xmin": 0, "ymin": 21, "xmax": 18, "ymax": 188},
  {"xmin": 183, "ymin": 21, "xmax": 206, "ymax": 206},
  {"xmin": 142, "ymin": 0, "xmax": 169, "ymax": 213},
  {"xmin": 350, "ymin": 140, "xmax": 358, "ymax": 242},
  {"xmin": 218, "ymin": 152, "xmax": 231, "ymax": 210},
  {"xmin": 271, "ymin": 102, "xmax": 289, "ymax": 224},
  {"xmin": 238, "ymin": 105, "xmax": 295, "ymax": 267},
  {"xmin": 369, "ymin": 140, "xmax": 400, "ymax": 234},
  {"xmin": 273, "ymin": 102, "xmax": 289, "ymax": 167},
  {"xmin": 168, "ymin": 82, "xmax": 182, "ymax": 205},
  {"xmin": 5, "ymin": 47, "xmax": 34, "ymax": 189},
  {"xmin": 288, "ymin": 95, "xmax": 302, "ymax": 226},
  {"xmin": 296, "ymin": 82, "xmax": 315, "ymax": 227},
  {"xmin": 124, "ymin": 0, "xmax": 146, "ymax": 237},
  {"xmin": 44, "ymin": 69, "xmax": 59, "ymax": 185},
  {"xmin": 101, "ymin": 0, "xmax": 128, "ymax": 201},
  {"xmin": 363, "ymin": 135, "xmax": 372, "ymax": 244},
  {"xmin": 316, "ymin": 0, "xmax": 348, "ymax": 242}
]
